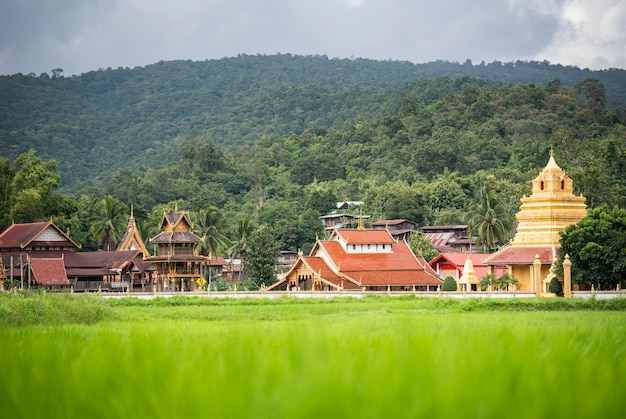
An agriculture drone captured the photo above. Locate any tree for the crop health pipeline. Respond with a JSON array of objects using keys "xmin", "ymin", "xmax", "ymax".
[
  {"xmin": 464, "ymin": 183, "xmax": 514, "ymax": 252},
  {"xmin": 8, "ymin": 149, "xmax": 61, "ymax": 224},
  {"xmin": 576, "ymin": 78, "xmax": 606, "ymax": 117},
  {"xmin": 409, "ymin": 231, "xmax": 439, "ymax": 262},
  {"xmin": 479, "ymin": 274, "xmax": 493, "ymax": 291},
  {"xmin": 88, "ymin": 195, "xmax": 127, "ymax": 251},
  {"xmin": 492, "ymin": 272, "xmax": 519, "ymax": 291},
  {"xmin": 194, "ymin": 206, "xmax": 229, "ymax": 258},
  {"xmin": 442, "ymin": 276, "xmax": 457, "ymax": 291},
  {"xmin": 244, "ymin": 224, "xmax": 280, "ymax": 288},
  {"xmin": 548, "ymin": 277, "xmax": 563, "ymax": 295},
  {"xmin": 558, "ymin": 206, "xmax": 626, "ymax": 290},
  {"xmin": 228, "ymin": 217, "xmax": 254, "ymax": 281}
]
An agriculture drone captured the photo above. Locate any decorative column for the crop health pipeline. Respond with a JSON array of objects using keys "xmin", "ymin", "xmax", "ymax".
[
  {"xmin": 533, "ymin": 254, "xmax": 542, "ymax": 297},
  {"xmin": 563, "ymin": 254, "xmax": 572, "ymax": 298}
]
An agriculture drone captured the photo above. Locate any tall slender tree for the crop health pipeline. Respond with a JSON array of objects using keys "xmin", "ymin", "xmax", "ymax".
[
  {"xmin": 245, "ymin": 224, "xmax": 280, "ymax": 288},
  {"xmin": 194, "ymin": 206, "xmax": 229, "ymax": 258},
  {"xmin": 464, "ymin": 183, "xmax": 514, "ymax": 252},
  {"xmin": 228, "ymin": 217, "xmax": 254, "ymax": 281},
  {"xmin": 88, "ymin": 195, "xmax": 127, "ymax": 251}
]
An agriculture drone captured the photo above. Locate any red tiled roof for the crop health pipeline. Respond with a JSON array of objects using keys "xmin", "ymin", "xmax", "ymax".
[
  {"xmin": 334, "ymin": 229, "xmax": 396, "ymax": 245},
  {"xmin": 319, "ymin": 240, "xmax": 442, "ymax": 286},
  {"xmin": 483, "ymin": 246, "xmax": 555, "ymax": 265},
  {"xmin": 0, "ymin": 222, "xmax": 78, "ymax": 250},
  {"xmin": 342, "ymin": 270, "xmax": 441, "ymax": 286},
  {"xmin": 209, "ymin": 256, "xmax": 228, "ymax": 266},
  {"xmin": 429, "ymin": 253, "xmax": 507, "ymax": 278},
  {"xmin": 30, "ymin": 258, "xmax": 69, "ymax": 286}
]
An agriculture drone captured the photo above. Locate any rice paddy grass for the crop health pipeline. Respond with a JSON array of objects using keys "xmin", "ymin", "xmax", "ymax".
[{"xmin": 1, "ymin": 294, "xmax": 625, "ymax": 418}]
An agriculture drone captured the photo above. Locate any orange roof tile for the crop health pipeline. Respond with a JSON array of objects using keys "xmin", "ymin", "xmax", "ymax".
[
  {"xmin": 334, "ymin": 229, "xmax": 396, "ymax": 245},
  {"xmin": 319, "ymin": 240, "xmax": 419, "ymax": 271},
  {"xmin": 318, "ymin": 241, "xmax": 441, "ymax": 286}
]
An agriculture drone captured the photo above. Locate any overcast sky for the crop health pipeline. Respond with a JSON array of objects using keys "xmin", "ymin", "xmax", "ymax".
[{"xmin": 1, "ymin": 0, "xmax": 624, "ymax": 76}]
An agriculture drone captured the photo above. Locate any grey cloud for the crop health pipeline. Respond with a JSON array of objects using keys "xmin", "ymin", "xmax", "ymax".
[{"xmin": 0, "ymin": 0, "xmax": 622, "ymax": 76}]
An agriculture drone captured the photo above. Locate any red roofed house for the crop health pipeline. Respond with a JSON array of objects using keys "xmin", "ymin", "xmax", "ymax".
[
  {"xmin": 0, "ymin": 220, "xmax": 79, "ymax": 289},
  {"xmin": 429, "ymin": 253, "xmax": 507, "ymax": 291},
  {"xmin": 266, "ymin": 228, "xmax": 442, "ymax": 291},
  {"xmin": 0, "ymin": 219, "xmax": 153, "ymax": 292}
]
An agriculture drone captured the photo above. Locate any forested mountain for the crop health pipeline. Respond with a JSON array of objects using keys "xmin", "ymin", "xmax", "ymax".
[
  {"xmin": 1, "ymin": 54, "xmax": 625, "ymax": 192},
  {"xmin": 1, "ymin": 55, "xmax": 626, "ymax": 259}
]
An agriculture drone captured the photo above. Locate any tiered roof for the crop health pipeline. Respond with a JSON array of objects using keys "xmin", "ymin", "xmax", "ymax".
[
  {"xmin": 268, "ymin": 228, "xmax": 442, "ymax": 290},
  {"xmin": 484, "ymin": 151, "xmax": 587, "ymax": 266}
]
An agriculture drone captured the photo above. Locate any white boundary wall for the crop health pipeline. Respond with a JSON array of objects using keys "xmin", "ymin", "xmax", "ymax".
[
  {"xmin": 101, "ymin": 291, "xmax": 541, "ymax": 300},
  {"xmin": 99, "ymin": 290, "xmax": 626, "ymax": 300}
]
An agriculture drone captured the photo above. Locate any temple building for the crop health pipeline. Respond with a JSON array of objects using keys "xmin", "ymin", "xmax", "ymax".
[
  {"xmin": 267, "ymin": 227, "xmax": 442, "ymax": 291},
  {"xmin": 0, "ymin": 219, "xmax": 147, "ymax": 291},
  {"xmin": 483, "ymin": 151, "xmax": 587, "ymax": 295},
  {"xmin": 144, "ymin": 209, "xmax": 210, "ymax": 292},
  {"xmin": 429, "ymin": 253, "xmax": 507, "ymax": 291}
]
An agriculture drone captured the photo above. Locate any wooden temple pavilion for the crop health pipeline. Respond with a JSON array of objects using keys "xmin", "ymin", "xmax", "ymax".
[{"xmin": 144, "ymin": 209, "xmax": 210, "ymax": 292}]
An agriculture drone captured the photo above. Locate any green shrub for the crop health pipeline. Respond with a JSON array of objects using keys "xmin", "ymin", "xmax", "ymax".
[
  {"xmin": 0, "ymin": 292, "xmax": 116, "ymax": 327},
  {"xmin": 549, "ymin": 277, "xmax": 563, "ymax": 295},
  {"xmin": 442, "ymin": 276, "xmax": 457, "ymax": 291}
]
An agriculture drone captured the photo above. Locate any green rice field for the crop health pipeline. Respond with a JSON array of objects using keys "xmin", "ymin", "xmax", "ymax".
[{"xmin": 1, "ymin": 293, "xmax": 625, "ymax": 418}]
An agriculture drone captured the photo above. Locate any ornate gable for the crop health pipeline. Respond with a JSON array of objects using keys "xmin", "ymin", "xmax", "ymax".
[{"xmin": 117, "ymin": 210, "xmax": 150, "ymax": 256}]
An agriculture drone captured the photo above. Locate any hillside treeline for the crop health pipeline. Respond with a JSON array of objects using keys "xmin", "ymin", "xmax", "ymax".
[
  {"xmin": 1, "ymin": 73, "xmax": 625, "ymax": 256},
  {"xmin": 1, "ymin": 55, "xmax": 625, "ymax": 192}
]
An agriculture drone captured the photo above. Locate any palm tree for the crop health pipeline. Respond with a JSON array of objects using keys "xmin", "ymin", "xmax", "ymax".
[
  {"xmin": 464, "ymin": 183, "xmax": 514, "ymax": 253},
  {"xmin": 88, "ymin": 195, "xmax": 127, "ymax": 251},
  {"xmin": 228, "ymin": 217, "xmax": 254, "ymax": 282},
  {"xmin": 194, "ymin": 206, "xmax": 229, "ymax": 259}
]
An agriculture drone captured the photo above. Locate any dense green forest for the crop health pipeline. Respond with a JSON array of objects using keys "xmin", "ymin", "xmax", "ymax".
[
  {"xmin": 1, "ymin": 55, "xmax": 625, "ymax": 259},
  {"xmin": 1, "ymin": 54, "xmax": 625, "ymax": 191}
]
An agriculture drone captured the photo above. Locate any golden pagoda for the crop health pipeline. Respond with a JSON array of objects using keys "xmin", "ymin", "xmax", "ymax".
[
  {"xmin": 483, "ymin": 150, "xmax": 587, "ymax": 295},
  {"xmin": 512, "ymin": 149, "xmax": 587, "ymax": 247}
]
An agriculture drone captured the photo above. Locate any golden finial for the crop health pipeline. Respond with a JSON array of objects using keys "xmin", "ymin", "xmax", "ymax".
[
  {"xmin": 357, "ymin": 209, "xmax": 365, "ymax": 230},
  {"xmin": 549, "ymin": 146, "xmax": 554, "ymax": 157}
]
